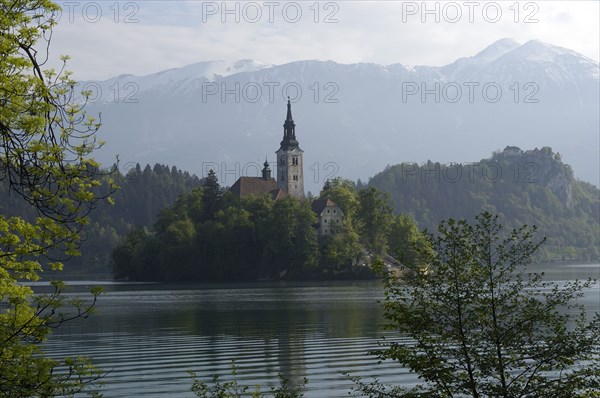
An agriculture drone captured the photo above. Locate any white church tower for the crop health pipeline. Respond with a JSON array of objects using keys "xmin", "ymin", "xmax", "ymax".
[{"xmin": 276, "ymin": 99, "xmax": 304, "ymax": 199}]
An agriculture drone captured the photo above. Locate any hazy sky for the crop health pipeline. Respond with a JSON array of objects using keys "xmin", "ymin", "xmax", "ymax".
[{"xmin": 47, "ymin": 1, "xmax": 599, "ymax": 80}]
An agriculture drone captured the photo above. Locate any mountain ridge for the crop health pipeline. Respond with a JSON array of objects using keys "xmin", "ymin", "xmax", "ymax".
[
  {"xmin": 85, "ymin": 39, "xmax": 598, "ymax": 89},
  {"xmin": 80, "ymin": 38, "xmax": 599, "ymax": 193}
]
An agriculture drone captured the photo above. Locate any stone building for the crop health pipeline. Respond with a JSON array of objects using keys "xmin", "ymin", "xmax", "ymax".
[
  {"xmin": 230, "ymin": 99, "xmax": 304, "ymax": 199},
  {"xmin": 276, "ymin": 99, "xmax": 305, "ymax": 199},
  {"xmin": 229, "ymin": 100, "xmax": 345, "ymax": 236},
  {"xmin": 311, "ymin": 198, "xmax": 344, "ymax": 236},
  {"xmin": 229, "ymin": 160, "xmax": 287, "ymax": 200}
]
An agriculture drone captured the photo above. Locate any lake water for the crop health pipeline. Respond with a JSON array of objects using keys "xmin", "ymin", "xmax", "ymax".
[{"xmin": 41, "ymin": 263, "xmax": 599, "ymax": 397}]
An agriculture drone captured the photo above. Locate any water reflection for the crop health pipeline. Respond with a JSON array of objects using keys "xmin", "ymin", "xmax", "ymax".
[
  {"xmin": 42, "ymin": 266, "xmax": 598, "ymax": 397},
  {"xmin": 45, "ymin": 281, "xmax": 390, "ymax": 397}
]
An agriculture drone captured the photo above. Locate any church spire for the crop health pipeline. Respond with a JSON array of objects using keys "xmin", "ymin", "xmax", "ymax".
[
  {"xmin": 281, "ymin": 98, "xmax": 298, "ymax": 149},
  {"xmin": 286, "ymin": 97, "xmax": 293, "ymax": 123},
  {"xmin": 275, "ymin": 98, "xmax": 304, "ymax": 199},
  {"xmin": 261, "ymin": 156, "xmax": 271, "ymax": 180}
]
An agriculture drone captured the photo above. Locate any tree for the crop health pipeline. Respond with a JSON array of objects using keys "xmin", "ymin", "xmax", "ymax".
[
  {"xmin": 356, "ymin": 187, "xmax": 393, "ymax": 255},
  {"xmin": 112, "ymin": 227, "xmax": 149, "ymax": 280},
  {"xmin": 319, "ymin": 223, "xmax": 363, "ymax": 275},
  {"xmin": 387, "ymin": 214, "xmax": 429, "ymax": 267},
  {"xmin": 367, "ymin": 150, "xmax": 600, "ymax": 263},
  {"xmin": 269, "ymin": 197, "xmax": 318, "ymax": 277},
  {"xmin": 319, "ymin": 178, "xmax": 359, "ymax": 224},
  {"xmin": 353, "ymin": 212, "xmax": 600, "ymax": 397},
  {"xmin": 1, "ymin": 0, "xmax": 109, "ymax": 395},
  {"xmin": 201, "ymin": 169, "xmax": 223, "ymax": 221}
]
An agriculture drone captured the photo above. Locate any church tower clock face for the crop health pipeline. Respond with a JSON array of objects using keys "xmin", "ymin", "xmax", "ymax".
[{"xmin": 276, "ymin": 99, "xmax": 305, "ymax": 199}]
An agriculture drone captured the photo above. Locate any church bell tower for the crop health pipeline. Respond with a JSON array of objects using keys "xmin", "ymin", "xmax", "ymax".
[{"xmin": 276, "ymin": 99, "xmax": 304, "ymax": 198}]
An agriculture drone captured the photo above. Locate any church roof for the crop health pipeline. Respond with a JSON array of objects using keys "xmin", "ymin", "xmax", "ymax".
[
  {"xmin": 269, "ymin": 188, "xmax": 288, "ymax": 201},
  {"xmin": 229, "ymin": 177, "xmax": 279, "ymax": 199},
  {"xmin": 311, "ymin": 198, "xmax": 343, "ymax": 216}
]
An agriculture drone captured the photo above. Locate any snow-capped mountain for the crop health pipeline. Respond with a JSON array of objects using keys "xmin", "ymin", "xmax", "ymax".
[
  {"xmin": 84, "ymin": 39, "xmax": 599, "ymax": 193},
  {"xmin": 77, "ymin": 59, "xmax": 272, "ymax": 103}
]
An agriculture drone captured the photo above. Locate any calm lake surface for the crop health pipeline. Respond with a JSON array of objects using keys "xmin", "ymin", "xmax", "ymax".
[{"xmin": 41, "ymin": 263, "xmax": 599, "ymax": 397}]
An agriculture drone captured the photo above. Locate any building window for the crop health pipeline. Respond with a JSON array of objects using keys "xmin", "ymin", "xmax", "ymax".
[
  {"xmin": 327, "ymin": 209, "xmax": 330, "ymax": 213},
  {"xmin": 324, "ymin": 219, "xmax": 327, "ymax": 223},
  {"xmin": 333, "ymin": 209, "xmax": 336, "ymax": 214},
  {"xmin": 280, "ymin": 157, "xmax": 284, "ymax": 166},
  {"xmin": 280, "ymin": 173, "xmax": 284, "ymax": 181},
  {"xmin": 293, "ymin": 175, "xmax": 298, "ymax": 181},
  {"xmin": 292, "ymin": 157, "xmax": 298, "ymax": 165},
  {"xmin": 336, "ymin": 219, "xmax": 339, "ymax": 223}
]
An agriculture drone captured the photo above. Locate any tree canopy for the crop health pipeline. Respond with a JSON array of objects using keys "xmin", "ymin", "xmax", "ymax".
[
  {"xmin": 352, "ymin": 212, "xmax": 600, "ymax": 397},
  {"xmin": 112, "ymin": 176, "xmax": 420, "ymax": 281},
  {"xmin": 1, "ymin": 0, "xmax": 109, "ymax": 394},
  {"xmin": 368, "ymin": 149, "xmax": 600, "ymax": 262}
]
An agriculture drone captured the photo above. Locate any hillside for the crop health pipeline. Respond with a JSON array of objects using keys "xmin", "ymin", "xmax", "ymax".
[
  {"xmin": 3, "ymin": 148, "xmax": 596, "ymax": 278},
  {"xmin": 368, "ymin": 146, "xmax": 600, "ymax": 262},
  {"xmin": 0, "ymin": 164, "xmax": 202, "ymax": 277}
]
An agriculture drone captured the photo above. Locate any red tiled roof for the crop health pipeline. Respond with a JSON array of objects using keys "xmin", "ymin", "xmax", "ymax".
[
  {"xmin": 269, "ymin": 188, "xmax": 288, "ymax": 201},
  {"xmin": 229, "ymin": 177, "xmax": 277, "ymax": 198},
  {"xmin": 311, "ymin": 198, "xmax": 341, "ymax": 215}
]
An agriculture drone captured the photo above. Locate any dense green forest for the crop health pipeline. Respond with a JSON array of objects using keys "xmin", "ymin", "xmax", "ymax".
[
  {"xmin": 111, "ymin": 173, "xmax": 422, "ymax": 281},
  {"xmin": 0, "ymin": 163, "xmax": 201, "ymax": 276},
  {"xmin": 2, "ymin": 147, "xmax": 596, "ymax": 279},
  {"xmin": 367, "ymin": 146, "xmax": 600, "ymax": 262}
]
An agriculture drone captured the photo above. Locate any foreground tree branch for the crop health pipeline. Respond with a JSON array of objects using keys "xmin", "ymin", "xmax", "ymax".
[
  {"xmin": 1, "ymin": 0, "xmax": 114, "ymax": 395},
  {"xmin": 351, "ymin": 212, "xmax": 600, "ymax": 398}
]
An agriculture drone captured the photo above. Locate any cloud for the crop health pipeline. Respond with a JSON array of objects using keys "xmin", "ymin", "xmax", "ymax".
[{"xmin": 47, "ymin": 0, "xmax": 599, "ymax": 80}]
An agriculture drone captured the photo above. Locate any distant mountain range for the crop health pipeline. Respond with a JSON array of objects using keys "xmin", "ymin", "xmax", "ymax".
[{"xmin": 81, "ymin": 38, "xmax": 599, "ymax": 193}]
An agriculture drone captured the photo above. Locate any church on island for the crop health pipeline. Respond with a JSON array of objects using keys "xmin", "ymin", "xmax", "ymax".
[{"xmin": 230, "ymin": 100, "xmax": 343, "ymax": 236}]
